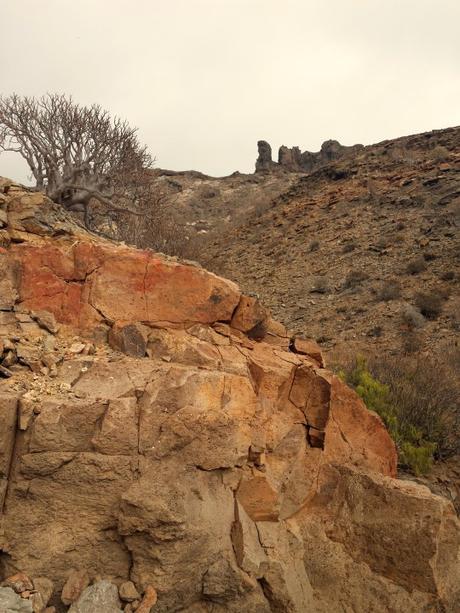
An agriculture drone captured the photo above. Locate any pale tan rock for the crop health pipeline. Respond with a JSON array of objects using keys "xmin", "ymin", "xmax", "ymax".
[
  {"xmin": 32, "ymin": 577, "xmax": 53, "ymax": 609},
  {"xmin": 0, "ymin": 394, "xmax": 17, "ymax": 508},
  {"xmin": 237, "ymin": 474, "xmax": 280, "ymax": 521},
  {"xmin": 31, "ymin": 310, "xmax": 59, "ymax": 335},
  {"xmin": 118, "ymin": 580, "xmax": 140, "ymax": 602},
  {"xmin": 29, "ymin": 591, "xmax": 45, "ymax": 612},
  {"xmin": 18, "ymin": 396, "xmax": 35, "ymax": 431},
  {"xmin": 68, "ymin": 580, "xmax": 122, "ymax": 612}
]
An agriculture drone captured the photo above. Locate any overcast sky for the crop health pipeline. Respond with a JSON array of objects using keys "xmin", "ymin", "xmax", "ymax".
[{"xmin": 1, "ymin": 0, "xmax": 459, "ymax": 181}]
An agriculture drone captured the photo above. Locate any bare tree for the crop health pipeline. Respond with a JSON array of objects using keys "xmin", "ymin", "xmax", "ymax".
[{"xmin": 0, "ymin": 93, "xmax": 153, "ymax": 225}]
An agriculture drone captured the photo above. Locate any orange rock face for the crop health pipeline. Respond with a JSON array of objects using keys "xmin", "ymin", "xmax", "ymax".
[
  {"xmin": 0, "ymin": 183, "xmax": 458, "ymax": 613},
  {"xmin": 12, "ymin": 241, "xmax": 241, "ymax": 329}
]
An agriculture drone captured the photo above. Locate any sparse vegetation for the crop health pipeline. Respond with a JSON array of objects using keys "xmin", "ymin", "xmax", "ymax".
[
  {"xmin": 343, "ymin": 270, "xmax": 368, "ymax": 289},
  {"xmin": 401, "ymin": 331, "xmax": 422, "ymax": 354},
  {"xmin": 310, "ymin": 276, "xmax": 329, "ymax": 294},
  {"xmin": 378, "ymin": 279, "xmax": 401, "ymax": 301},
  {"xmin": 0, "ymin": 94, "xmax": 152, "ymax": 222},
  {"xmin": 406, "ymin": 257, "xmax": 426, "ymax": 275},
  {"xmin": 401, "ymin": 304, "xmax": 425, "ymax": 329},
  {"xmin": 440, "ymin": 270, "xmax": 455, "ymax": 281},
  {"xmin": 415, "ymin": 291, "xmax": 443, "ymax": 319},
  {"xmin": 430, "ymin": 145, "xmax": 450, "ymax": 162},
  {"xmin": 0, "ymin": 93, "xmax": 198, "ymax": 258},
  {"xmin": 309, "ymin": 240, "xmax": 320, "ymax": 252},
  {"xmin": 342, "ymin": 241, "xmax": 357, "ymax": 253},
  {"xmin": 339, "ymin": 354, "xmax": 460, "ymax": 474}
]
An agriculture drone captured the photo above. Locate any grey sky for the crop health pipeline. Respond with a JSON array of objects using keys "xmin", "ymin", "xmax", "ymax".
[{"xmin": 1, "ymin": 0, "xmax": 459, "ymax": 181}]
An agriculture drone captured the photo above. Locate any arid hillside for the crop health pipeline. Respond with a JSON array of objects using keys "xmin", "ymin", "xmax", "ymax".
[{"xmin": 200, "ymin": 127, "xmax": 460, "ymax": 361}]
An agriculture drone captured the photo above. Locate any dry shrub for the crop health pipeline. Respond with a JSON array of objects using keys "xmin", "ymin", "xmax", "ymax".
[
  {"xmin": 342, "ymin": 241, "xmax": 357, "ymax": 254},
  {"xmin": 309, "ymin": 240, "xmax": 320, "ymax": 252},
  {"xmin": 406, "ymin": 256, "xmax": 426, "ymax": 275},
  {"xmin": 379, "ymin": 279, "xmax": 401, "ymax": 301},
  {"xmin": 401, "ymin": 331, "xmax": 422, "ymax": 354},
  {"xmin": 415, "ymin": 291, "xmax": 443, "ymax": 319},
  {"xmin": 91, "ymin": 190, "xmax": 203, "ymax": 260},
  {"xmin": 310, "ymin": 276, "xmax": 329, "ymax": 294},
  {"xmin": 430, "ymin": 145, "xmax": 450, "ymax": 162},
  {"xmin": 440, "ymin": 270, "xmax": 455, "ymax": 281},
  {"xmin": 401, "ymin": 304, "xmax": 425, "ymax": 329},
  {"xmin": 343, "ymin": 270, "xmax": 368, "ymax": 289},
  {"xmin": 369, "ymin": 353, "xmax": 460, "ymax": 459},
  {"xmin": 338, "ymin": 352, "xmax": 460, "ymax": 474}
]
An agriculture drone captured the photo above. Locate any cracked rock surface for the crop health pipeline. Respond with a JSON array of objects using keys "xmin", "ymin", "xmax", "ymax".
[{"xmin": 0, "ymin": 180, "xmax": 459, "ymax": 612}]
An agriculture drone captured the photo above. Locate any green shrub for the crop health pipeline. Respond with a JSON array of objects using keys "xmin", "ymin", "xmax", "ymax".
[
  {"xmin": 339, "ymin": 356, "xmax": 452, "ymax": 475},
  {"xmin": 400, "ymin": 442, "xmax": 436, "ymax": 476}
]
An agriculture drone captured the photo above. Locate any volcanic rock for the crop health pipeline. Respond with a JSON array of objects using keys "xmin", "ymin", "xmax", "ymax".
[{"xmin": 0, "ymin": 180, "xmax": 458, "ymax": 612}]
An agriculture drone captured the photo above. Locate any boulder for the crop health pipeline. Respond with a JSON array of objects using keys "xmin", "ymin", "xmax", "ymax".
[
  {"xmin": 68, "ymin": 581, "xmax": 122, "ymax": 613},
  {"xmin": 61, "ymin": 569, "xmax": 90, "ymax": 605},
  {"xmin": 0, "ymin": 587, "xmax": 33, "ymax": 612}
]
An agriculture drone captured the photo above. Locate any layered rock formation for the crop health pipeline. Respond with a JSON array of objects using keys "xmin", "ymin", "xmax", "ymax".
[{"xmin": 0, "ymin": 178, "xmax": 459, "ymax": 612}]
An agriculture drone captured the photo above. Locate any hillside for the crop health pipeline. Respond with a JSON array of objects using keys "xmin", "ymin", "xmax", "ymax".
[{"xmin": 201, "ymin": 127, "xmax": 460, "ymax": 361}]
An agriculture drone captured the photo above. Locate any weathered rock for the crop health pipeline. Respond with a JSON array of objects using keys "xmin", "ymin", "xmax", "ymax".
[
  {"xmin": 118, "ymin": 580, "xmax": 140, "ymax": 602},
  {"xmin": 255, "ymin": 140, "xmax": 275, "ymax": 173},
  {"xmin": 230, "ymin": 295, "xmax": 267, "ymax": 334},
  {"xmin": 68, "ymin": 580, "xmax": 122, "ymax": 613},
  {"xmin": 0, "ymin": 587, "xmax": 33, "ymax": 612},
  {"xmin": 290, "ymin": 337, "xmax": 325, "ymax": 367},
  {"xmin": 0, "ymin": 395, "xmax": 18, "ymax": 507},
  {"xmin": 257, "ymin": 139, "xmax": 364, "ymax": 174},
  {"xmin": 61, "ymin": 570, "xmax": 90, "ymax": 605},
  {"xmin": 135, "ymin": 585, "xmax": 157, "ymax": 612},
  {"xmin": 2, "ymin": 573, "xmax": 34, "ymax": 593},
  {"xmin": 108, "ymin": 322, "xmax": 148, "ymax": 357},
  {"xmin": 31, "ymin": 577, "xmax": 53, "ymax": 610},
  {"xmin": 30, "ymin": 310, "xmax": 59, "ymax": 335},
  {"xmin": 0, "ymin": 180, "xmax": 458, "ymax": 613}
]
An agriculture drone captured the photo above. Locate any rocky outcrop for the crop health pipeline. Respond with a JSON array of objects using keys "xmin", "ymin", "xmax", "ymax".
[
  {"xmin": 255, "ymin": 140, "xmax": 277, "ymax": 173},
  {"xmin": 0, "ymin": 179, "xmax": 459, "ymax": 612},
  {"xmin": 256, "ymin": 139, "xmax": 364, "ymax": 173}
]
